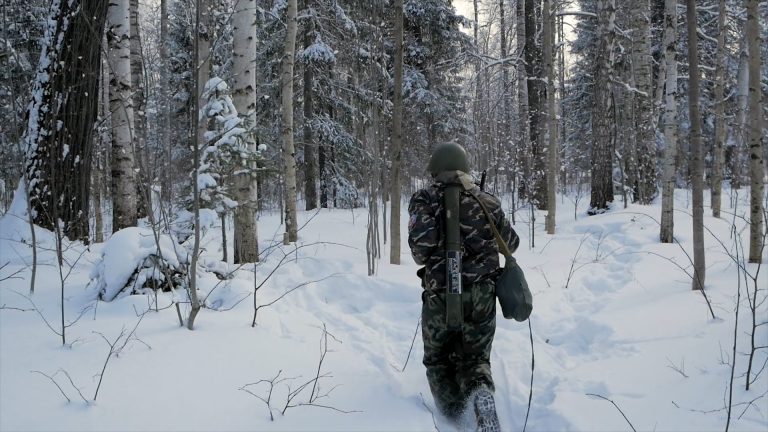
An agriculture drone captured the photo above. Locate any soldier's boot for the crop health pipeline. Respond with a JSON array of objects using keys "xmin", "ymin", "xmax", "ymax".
[{"xmin": 473, "ymin": 388, "xmax": 500, "ymax": 432}]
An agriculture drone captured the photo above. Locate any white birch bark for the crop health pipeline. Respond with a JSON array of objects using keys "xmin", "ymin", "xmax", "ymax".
[
  {"xmin": 108, "ymin": 0, "xmax": 137, "ymax": 231},
  {"xmin": 686, "ymin": 0, "xmax": 705, "ymax": 291},
  {"xmin": 281, "ymin": 0, "xmax": 299, "ymax": 244},
  {"xmin": 746, "ymin": 0, "xmax": 765, "ymax": 263},
  {"xmin": 733, "ymin": 46, "xmax": 749, "ymax": 190},
  {"xmin": 232, "ymin": 0, "xmax": 260, "ymax": 262},
  {"xmin": 659, "ymin": 0, "xmax": 677, "ymax": 243}
]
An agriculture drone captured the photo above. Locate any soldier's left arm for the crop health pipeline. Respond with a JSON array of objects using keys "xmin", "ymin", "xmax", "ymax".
[
  {"xmin": 493, "ymin": 203, "xmax": 520, "ymax": 254},
  {"xmin": 408, "ymin": 190, "xmax": 438, "ymax": 265}
]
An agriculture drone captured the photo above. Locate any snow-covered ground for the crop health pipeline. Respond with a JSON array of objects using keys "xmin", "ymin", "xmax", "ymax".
[{"xmin": 1, "ymin": 189, "xmax": 766, "ymax": 431}]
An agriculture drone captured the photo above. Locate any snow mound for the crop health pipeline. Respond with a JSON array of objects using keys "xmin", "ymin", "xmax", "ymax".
[{"xmin": 89, "ymin": 227, "xmax": 187, "ymax": 301}]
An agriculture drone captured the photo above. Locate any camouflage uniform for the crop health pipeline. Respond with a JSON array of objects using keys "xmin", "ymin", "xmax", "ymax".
[{"xmin": 408, "ymin": 171, "xmax": 520, "ymax": 419}]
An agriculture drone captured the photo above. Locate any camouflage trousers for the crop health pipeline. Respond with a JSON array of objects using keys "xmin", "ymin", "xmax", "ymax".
[{"xmin": 421, "ymin": 278, "xmax": 496, "ymax": 419}]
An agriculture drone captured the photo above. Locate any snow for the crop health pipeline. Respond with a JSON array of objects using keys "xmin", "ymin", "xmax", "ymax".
[
  {"xmin": 88, "ymin": 227, "xmax": 184, "ymax": 302},
  {"xmin": 0, "ymin": 188, "xmax": 766, "ymax": 431}
]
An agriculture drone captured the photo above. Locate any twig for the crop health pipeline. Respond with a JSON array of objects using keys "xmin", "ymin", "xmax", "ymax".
[
  {"xmin": 0, "ymin": 262, "xmax": 24, "ymax": 281},
  {"xmin": 665, "ymin": 357, "xmax": 689, "ymax": 378},
  {"xmin": 58, "ymin": 369, "xmax": 89, "ymax": 404},
  {"xmin": 586, "ymin": 393, "xmax": 637, "ymax": 432},
  {"xmin": 523, "ymin": 319, "xmax": 535, "ymax": 432},
  {"xmin": 419, "ymin": 392, "xmax": 440, "ymax": 432},
  {"xmin": 0, "ymin": 304, "xmax": 33, "ymax": 312},
  {"xmin": 239, "ymin": 370, "xmax": 286, "ymax": 421},
  {"xmin": 30, "ymin": 370, "xmax": 70, "ymax": 403},
  {"xmin": 400, "ymin": 318, "xmax": 420, "ymax": 372},
  {"xmin": 92, "ymin": 328, "xmax": 127, "ymax": 401},
  {"xmin": 253, "ymin": 273, "xmax": 341, "ymax": 326}
]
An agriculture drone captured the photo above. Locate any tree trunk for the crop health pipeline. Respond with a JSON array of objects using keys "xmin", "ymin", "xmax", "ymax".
[
  {"xmin": 745, "ymin": 0, "xmax": 764, "ymax": 263},
  {"xmin": 281, "ymin": 0, "xmax": 299, "ymax": 244},
  {"xmin": 659, "ymin": 0, "xmax": 678, "ymax": 243},
  {"xmin": 686, "ymin": 0, "xmax": 705, "ymax": 290},
  {"xmin": 187, "ymin": 0, "xmax": 205, "ymax": 331},
  {"xmin": 589, "ymin": 0, "xmax": 616, "ymax": 214},
  {"xmin": 232, "ymin": 0, "xmax": 260, "ymax": 263},
  {"xmin": 108, "ymin": 0, "xmax": 137, "ymax": 232},
  {"xmin": 733, "ymin": 45, "xmax": 749, "ymax": 190},
  {"xmin": 196, "ymin": 1, "xmax": 211, "ymax": 163},
  {"xmin": 160, "ymin": 0, "xmax": 171, "ymax": 204},
  {"xmin": 543, "ymin": 0, "xmax": 557, "ymax": 233},
  {"xmin": 631, "ymin": 0, "xmax": 656, "ymax": 204},
  {"xmin": 303, "ymin": 9, "xmax": 318, "ymax": 211},
  {"xmin": 525, "ymin": 0, "xmax": 546, "ymax": 208},
  {"xmin": 129, "ymin": 0, "xmax": 149, "ymax": 219},
  {"xmin": 710, "ymin": 0, "xmax": 726, "ymax": 218},
  {"xmin": 23, "ymin": 0, "xmax": 108, "ymax": 242},
  {"xmin": 499, "ymin": 0, "xmax": 511, "ymax": 174},
  {"xmin": 389, "ymin": 0, "xmax": 404, "ymax": 265},
  {"xmin": 516, "ymin": 0, "xmax": 531, "ymax": 200}
]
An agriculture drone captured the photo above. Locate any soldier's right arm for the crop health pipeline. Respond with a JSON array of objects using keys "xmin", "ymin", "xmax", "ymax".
[{"xmin": 408, "ymin": 190, "xmax": 438, "ymax": 265}]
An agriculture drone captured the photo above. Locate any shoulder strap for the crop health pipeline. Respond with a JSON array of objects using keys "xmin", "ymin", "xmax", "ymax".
[{"xmin": 467, "ymin": 190, "xmax": 512, "ymax": 258}]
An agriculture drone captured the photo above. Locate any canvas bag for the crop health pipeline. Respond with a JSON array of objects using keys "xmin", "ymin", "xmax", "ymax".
[{"xmin": 468, "ymin": 191, "xmax": 533, "ymax": 322}]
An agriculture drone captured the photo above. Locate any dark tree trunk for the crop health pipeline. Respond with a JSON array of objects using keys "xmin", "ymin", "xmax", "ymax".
[
  {"xmin": 589, "ymin": 0, "xmax": 616, "ymax": 214},
  {"xmin": 525, "ymin": 0, "xmax": 546, "ymax": 208},
  {"xmin": 303, "ymin": 8, "xmax": 317, "ymax": 211},
  {"xmin": 24, "ymin": 0, "xmax": 109, "ymax": 242}
]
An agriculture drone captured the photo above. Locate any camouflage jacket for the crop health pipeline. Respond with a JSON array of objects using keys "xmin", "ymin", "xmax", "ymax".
[{"xmin": 408, "ymin": 171, "xmax": 520, "ymax": 291}]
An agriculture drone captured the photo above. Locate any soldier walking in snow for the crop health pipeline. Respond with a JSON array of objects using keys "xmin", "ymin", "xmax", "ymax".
[{"xmin": 408, "ymin": 143, "xmax": 520, "ymax": 431}]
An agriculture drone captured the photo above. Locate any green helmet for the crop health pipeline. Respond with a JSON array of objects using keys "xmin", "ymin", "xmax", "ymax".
[{"xmin": 427, "ymin": 143, "xmax": 470, "ymax": 177}]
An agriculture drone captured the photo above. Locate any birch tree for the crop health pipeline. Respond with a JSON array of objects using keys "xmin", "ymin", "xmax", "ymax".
[
  {"xmin": 129, "ymin": 0, "xmax": 149, "ymax": 218},
  {"xmin": 733, "ymin": 45, "xmax": 749, "ymax": 190},
  {"xmin": 281, "ymin": 0, "xmax": 299, "ymax": 244},
  {"xmin": 686, "ymin": 0, "xmax": 705, "ymax": 290},
  {"xmin": 232, "ymin": 0, "xmax": 260, "ymax": 262},
  {"xmin": 108, "ymin": 0, "xmax": 138, "ymax": 231},
  {"xmin": 588, "ymin": 0, "xmax": 616, "ymax": 214},
  {"xmin": 745, "ymin": 0, "xmax": 764, "ymax": 263},
  {"xmin": 659, "ymin": 0, "xmax": 677, "ymax": 243},
  {"xmin": 543, "ymin": 0, "xmax": 558, "ymax": 233},
  {"xmin": 389, "ymin": 0, "xmax": 404, "ymax": 265}
]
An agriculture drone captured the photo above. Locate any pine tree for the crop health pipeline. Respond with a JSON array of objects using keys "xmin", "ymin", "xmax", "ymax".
[
  {"xmin": 588, "ymin": 0, "xmax": 616, "ymax": 214},
  {"xmin": 24, "ymin": 0, "xmax": 109, "ymax": 241}
]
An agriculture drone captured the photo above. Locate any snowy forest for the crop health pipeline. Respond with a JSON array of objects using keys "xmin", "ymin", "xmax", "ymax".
[{"xmin": 0, "ymin": 0, "xmax": 766, "ymax": 430}]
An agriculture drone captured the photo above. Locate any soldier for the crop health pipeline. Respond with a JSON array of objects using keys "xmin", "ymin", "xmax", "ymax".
[{"xmin": 408, "ymin": 143, "xmax": 520, "ymax": 431}]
